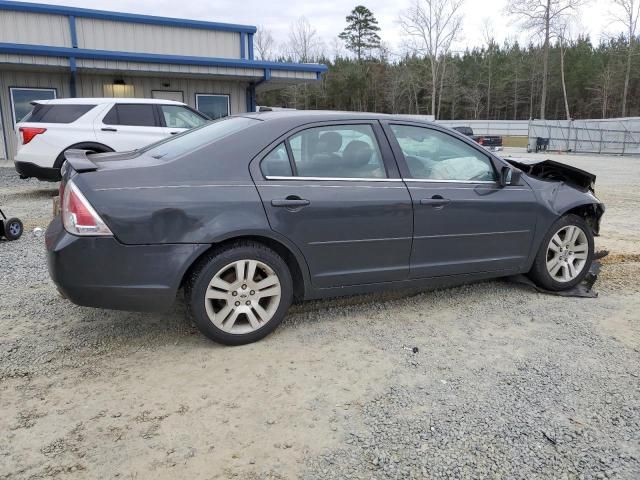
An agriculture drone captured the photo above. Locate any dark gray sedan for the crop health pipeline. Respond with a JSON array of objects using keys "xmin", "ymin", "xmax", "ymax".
[{"xmin": 46, "ymin": 112, "xmax": 604, "ymax": 345}]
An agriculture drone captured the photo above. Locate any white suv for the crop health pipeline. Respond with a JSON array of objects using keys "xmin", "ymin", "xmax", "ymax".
[{"xmin": 14, "ymin": 98, "xmax": 209, "ymax": 181}]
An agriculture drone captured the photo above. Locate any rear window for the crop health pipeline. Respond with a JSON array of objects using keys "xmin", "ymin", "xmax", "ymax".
[
  {"xmin": 141, "ymin": 116, "xmax": 259, "ymax": 160},
  {"xmin": 103, "ymin": 104, "xmax": 158, "ymax": 127},
  {"xmin": 26, "ymin": 104, "xmax": 96, "ymax": 124}
]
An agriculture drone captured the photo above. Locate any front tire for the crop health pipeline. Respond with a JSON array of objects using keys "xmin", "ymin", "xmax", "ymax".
[
  {"xmin": 529, "ymin": 214, "xmax": 594, "ymax": 291},
  {"xmin": 185, "ymin": 242, "xmax": 293, "ymax": 345}
]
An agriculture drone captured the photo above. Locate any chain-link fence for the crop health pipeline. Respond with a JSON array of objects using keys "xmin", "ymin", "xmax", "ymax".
[{"xmin": 528, "ymin": 118, "xmax": 640, "ymax": 155}]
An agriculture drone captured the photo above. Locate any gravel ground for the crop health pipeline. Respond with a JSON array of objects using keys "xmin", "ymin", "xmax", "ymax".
[{"xmin": 0, "ymin": 151, "xmax": 639, "ymax": 479}]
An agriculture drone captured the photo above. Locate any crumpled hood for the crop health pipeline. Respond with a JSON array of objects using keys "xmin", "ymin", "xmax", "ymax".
[{"xmin": 504, "ymin": 157, "xmax": 596, "ymax": 192}]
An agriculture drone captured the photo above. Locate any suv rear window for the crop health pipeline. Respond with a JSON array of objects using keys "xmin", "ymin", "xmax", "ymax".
[
  {"xmin": 103, "ymin": 104, "xmax": 158, "ymax": 127},
  {"xmin": 27, "ymin": 104, "xmax": 96, "ymax": 123}
]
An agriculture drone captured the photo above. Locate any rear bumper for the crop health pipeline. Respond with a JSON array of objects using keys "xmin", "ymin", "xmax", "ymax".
[
  {"xmin": 45, "ymin": 216, "xmax": 208, "ymax": 312},
  {"xmin": 15, "ymin": 160, "xmax": 61, "ymax": 181}
]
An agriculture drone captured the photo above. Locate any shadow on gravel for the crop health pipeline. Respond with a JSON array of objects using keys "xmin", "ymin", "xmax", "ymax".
[{"xmin": 4, "ymin": 188, "xmax": 58, "ymax": 200}]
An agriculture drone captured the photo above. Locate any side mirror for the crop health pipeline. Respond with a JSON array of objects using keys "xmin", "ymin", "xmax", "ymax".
[{"xmin": 499, "ymin": 166, "xmax": 522, "ymax": 187}]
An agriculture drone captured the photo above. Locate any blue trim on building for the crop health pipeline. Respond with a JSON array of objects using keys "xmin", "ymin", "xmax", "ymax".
[
  {"xmin": 68, "ymin": 15, "xmax": 78, "ymax": 48},
  {"xmin": 0, "ymin": 42, "xmax": 328, "ymax": 74},
  {"xmin": 0, "ymin": 0, "xmax": 257, "ymax": 33},
  {"xmin": 240, "ymin": 32, "xmax": 246, "ymax": 59},
  {"xmin": 69, "ymin": 56, "xmax": 77, "ymax": 97},
  {"xmin": 247, "ymin": 33, "xmax": 254, "ymax": 60}
]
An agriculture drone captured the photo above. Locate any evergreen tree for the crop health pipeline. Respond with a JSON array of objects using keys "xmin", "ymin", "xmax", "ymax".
[{"xmin": 338, "ymin": 5, "xmax": 381, "ymax": 61}]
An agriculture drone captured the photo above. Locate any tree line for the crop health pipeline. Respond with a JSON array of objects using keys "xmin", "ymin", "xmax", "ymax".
[{"xmin": 257, "ymin": 1, "xmax": 640, "ymax": 120}]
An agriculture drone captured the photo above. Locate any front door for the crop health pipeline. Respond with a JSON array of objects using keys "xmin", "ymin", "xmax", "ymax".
[
  {"xmin": 252, "ymin": 122, "xmax": 413, "ymax": 289},
  {"xmin": 384, "ymin": 122, "xmax": 538, "ymax": 279}
]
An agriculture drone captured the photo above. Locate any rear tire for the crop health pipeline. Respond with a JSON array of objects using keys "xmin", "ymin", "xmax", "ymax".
[
  {"xmin": 185, "ymin": 242, "xmax": 293, "ymax": 345},
  {"xmin": 529, "ymin": 214, "xmax": 594, "ymax": 291}
]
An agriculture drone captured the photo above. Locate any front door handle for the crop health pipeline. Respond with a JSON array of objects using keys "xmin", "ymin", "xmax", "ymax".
[
  {"xmin": 271, "ymin": 197, "xmax": 310, "ymax": 208},
  {"xmin": 420, "ymin": 195, "xmax": 450, "ymax": 207},
  {"xmin": 101, "ymin": 127, "xmax": 117, "ymax": 132},
  {"xmin": 170, "ymin": 131, "xmax": 180, "ymax": 135}
]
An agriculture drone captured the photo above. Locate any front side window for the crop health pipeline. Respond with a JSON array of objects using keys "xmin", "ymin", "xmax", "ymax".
[
  {"xmin": 160, "ymin": 105, "xmax": 208, "ymax": 129},
  {"xmin": 390, "ymin": 124, "xmax": 497, "ymax": 182},
  {"xmin": 288, "ymin": 125, "xmax": 386, "ymax": 179},
  {"xmin": 196, "ymin": 94, "xmax": 230, "ymax": 120},
  {"xmin": 103, "ymin": 104, "xmax": 158, "ymax": 127},
  {"xmin": 10, "ymin": 88, "xmax": 56, "ymax": 124}
]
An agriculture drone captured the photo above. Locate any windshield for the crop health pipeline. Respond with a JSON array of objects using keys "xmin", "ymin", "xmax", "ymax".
[{"xmin": 141, "ymin": 116, "xmax": 260, "ymax": 160}]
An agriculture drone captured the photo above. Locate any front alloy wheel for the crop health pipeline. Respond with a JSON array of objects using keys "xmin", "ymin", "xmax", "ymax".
[
  {"xmin": 186, "ymin": 242, "xmax": 293, "ymax": 345},
  {"xmin": 545, "ymin": 225, "xmax": 589, "ymax": 283},
  {"xmin": 529, "ymin": 214, "xmax": 594, "ymax": 291}
]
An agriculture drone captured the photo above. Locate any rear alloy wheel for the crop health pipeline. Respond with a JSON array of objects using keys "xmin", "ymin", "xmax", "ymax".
[
  {"xmin": 529, "ymin": 214, "xmax": 594, "ymax": 291},
  {"xmin": 186, "ymin": 242, "xmax": 293, "ymax": 345}
]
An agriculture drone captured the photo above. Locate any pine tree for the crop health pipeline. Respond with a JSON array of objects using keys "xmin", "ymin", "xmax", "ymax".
[{"xmin": 338, "ymin": 6, "xmax": 382, "ymax": 61}]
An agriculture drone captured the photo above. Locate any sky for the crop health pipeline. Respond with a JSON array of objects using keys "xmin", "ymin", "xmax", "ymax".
[{"xmin": 33, "ymin": 0, "xmax": 626, "ymax": 57}]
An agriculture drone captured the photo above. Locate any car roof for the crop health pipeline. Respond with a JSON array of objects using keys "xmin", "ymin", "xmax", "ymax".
[
  {"xmin": 32, "ymin": 98, "xmax": 186, "ymax": 106},
  {"xmin": 240, "ymin": 110, "xmax": 436, "ymax": 125}
]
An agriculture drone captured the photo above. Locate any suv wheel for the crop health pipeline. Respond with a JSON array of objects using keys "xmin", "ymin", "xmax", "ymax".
[
  {"xmin": 185, "ymin": 242, "xmax": 293, "ymax": 345},
  {"xmin": 529, "ymin": 214, "xmax": 594, "ymax": 291}
]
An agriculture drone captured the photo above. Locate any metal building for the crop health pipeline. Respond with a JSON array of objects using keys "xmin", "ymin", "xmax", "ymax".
[{"xmin": 0, "ymin": 0, "xmax": 327, "ymax": 161}]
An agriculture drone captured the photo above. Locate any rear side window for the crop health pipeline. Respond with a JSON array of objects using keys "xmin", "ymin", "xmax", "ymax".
[
  {"xmin": 27, "ymin": 104, "xmax": 95, "ymax": 124},
  {"xmin": 261, "ymin": 143, "xmax": 293, "ymax": 177},
  {"xmin": 288, "ymin": 124, "xmax": 387, "ymax": 179},
  {"xmin": 103, "ymin": 104, "xmax": 157, "ymax": 127}
]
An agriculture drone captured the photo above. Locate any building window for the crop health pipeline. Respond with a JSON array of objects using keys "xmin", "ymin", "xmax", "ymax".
[
  {"xmin": 196, "ymin": 94, "xmax": 230, "ymax": 120},
  {"xmin": 9, "ymin": 87, "xmax": 56, "ymax": 124}
]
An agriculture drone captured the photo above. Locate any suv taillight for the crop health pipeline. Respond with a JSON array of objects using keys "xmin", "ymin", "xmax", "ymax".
[
  {"xmin": 19, "ymin": 127, "xmax": 46, "ymax": 145},
  {"xmin": 62, "ymin": 180, "xmax": 112, "ymax": 236}
]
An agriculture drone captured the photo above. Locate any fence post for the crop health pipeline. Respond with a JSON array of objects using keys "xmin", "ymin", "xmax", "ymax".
[
  {"xmin": 566, "ymin": 120, "xmax": 571, "ymax": 152},
  {"xmin": 599, "ymin": 129, "xmax": 603, "ymax": 154},
  {"xmin": 622, "ymin": 131, "xmax": 627, "ymax": 156}
]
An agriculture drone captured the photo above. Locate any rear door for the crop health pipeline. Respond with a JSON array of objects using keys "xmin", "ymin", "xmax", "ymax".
[
  {"xmin": 251, "ymin": 121, "xmax": 413, "ymax": 289},
  {"xmin": 94, "ymin": 103, "xmax": 166, "ymax": 151},
  {"xmin": 383, "ymin": 121, "xmax": 538, "ymax": 279}
]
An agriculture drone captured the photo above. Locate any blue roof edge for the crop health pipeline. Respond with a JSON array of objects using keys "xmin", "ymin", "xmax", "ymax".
[
  {"xmin": 0, "ymin": 0, "xmax": 258, "ymax": 33},
  {"xmin": 0, "ymin": 42, "xmax": 329, "ymax": 73}
]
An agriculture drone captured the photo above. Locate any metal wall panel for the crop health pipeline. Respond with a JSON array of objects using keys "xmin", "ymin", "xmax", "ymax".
[
  {"xmin": 76, "ymin": 18, "xmax": 241, "ymax": 59},
  {"xmin": 0, "ymin": 11, "xmax": 71, "ymax": 47},
  {"xmin": 75, "ymin": 74, "xmax": 247, "ymax": 114},
  {"xmin": 76, "ymin": 59, "xmax": 262, "ymax": 78},
  {"xmin": 0, "ymin": 70, "xmax": 70, "ymax": 159},
  {"xmin": 0, "ymin": 53, "xmax": 69, "ymax": 67}
]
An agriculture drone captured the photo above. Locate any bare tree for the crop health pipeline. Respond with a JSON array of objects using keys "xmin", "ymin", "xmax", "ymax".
[
  {"xmin": 482, "ymin": 18, "xmax": 497, "ymax": 119},
  {"xmin": 610, "ymin": 0, "xmax": 639, "ymax": 117},
  {"xmin": 507, "ymin": 0, "xmax": 587, "ymax": 119},
  {"xmin": 254, "ymin": 26, "xmax": 276, "ymax": 61},
  {"xmin": 287, "ymin": 17, "xmax": 324, "ymax": 63},
  {"xmin": 555, "ymin": 20, "xmax": 572, "ymax": 120},
  {"xmin": 399, "ymin": 0, "xmax": 465, "ymax": 119}
]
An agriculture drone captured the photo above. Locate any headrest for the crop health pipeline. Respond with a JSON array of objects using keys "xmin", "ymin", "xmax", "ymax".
[
  {"xmin": 317, "ymin": 131, "xmax": 343, "ymax": 153},
  {"xmin": 342, "ymin": 140, "xmax": 373, "ymax": 167}
]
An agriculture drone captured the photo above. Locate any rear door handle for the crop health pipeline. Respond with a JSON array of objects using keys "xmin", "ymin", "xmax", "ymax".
[
  {"xmin": 420, "ymin": 195, "xmax": 450, "ymax": 207},
  {"xmin": 101, "ymin": 127, "xmax": 117, "ymax": 132},
  {"xmin": 170, "ymin": 131, "xmax": 180, "ymax": 135},
  {"xmin": 271, "ymin": 197, "xmax": 310, "ymax": 208}
]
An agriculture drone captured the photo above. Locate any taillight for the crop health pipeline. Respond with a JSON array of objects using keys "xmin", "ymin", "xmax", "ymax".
[
  {"xmin": 61, "ymin": 180, "xmax": 112, "ymax": 236},
  {"xmin": 477, "ymin": 137, "xmax": 484, "ymax": 145},
  {"xmin": 19, "ymin": 127, "xmax": 46, "ymax": 145}
]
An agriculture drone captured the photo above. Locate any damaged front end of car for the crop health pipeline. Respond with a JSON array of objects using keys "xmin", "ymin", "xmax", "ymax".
[{"xmin": 505, "ymin": 157, "xmax": 605, "ymax": 235}]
